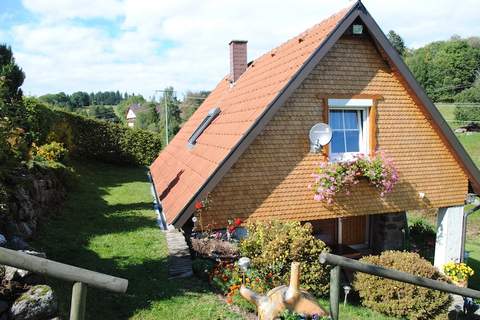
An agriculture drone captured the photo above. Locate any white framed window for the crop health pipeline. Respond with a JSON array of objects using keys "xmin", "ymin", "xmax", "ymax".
[{"xmin": 327, "ymin": 99, "xmax": 372, "ymax": 162}]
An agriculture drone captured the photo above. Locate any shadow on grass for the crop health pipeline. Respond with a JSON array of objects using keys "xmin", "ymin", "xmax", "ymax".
[
  {"xmin": 468, "ymin": 257, "xmax": 480, "ymax": 291},
  {"xmin": 30, "ymin": 161, "xmax": 214, "ymax": 319}
]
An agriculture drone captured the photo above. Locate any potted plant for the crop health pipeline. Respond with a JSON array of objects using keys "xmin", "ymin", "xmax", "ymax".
[{"xmin": 443, "ymin": 262, "xmax": 474, "ymax": 287}]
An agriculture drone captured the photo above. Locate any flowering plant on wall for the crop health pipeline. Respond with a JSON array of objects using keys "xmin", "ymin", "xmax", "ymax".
[{"xmin": 309, "ymin": 152, "xmax": 399, "ymax": 204}]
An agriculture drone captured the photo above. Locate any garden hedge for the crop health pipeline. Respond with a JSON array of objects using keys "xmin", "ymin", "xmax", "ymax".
[{"xmin": 25, "ymin": 98, "xmax": 162, "ymax": 166}]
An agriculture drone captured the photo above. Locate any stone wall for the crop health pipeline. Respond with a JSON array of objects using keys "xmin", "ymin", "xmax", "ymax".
[
  {"xmin": 370, "ymin": 212, "xmax": 407, "ymax": 253},
  {"xmin": 1, "ymin": 169, "xmax": 66, "ymax": 249}
]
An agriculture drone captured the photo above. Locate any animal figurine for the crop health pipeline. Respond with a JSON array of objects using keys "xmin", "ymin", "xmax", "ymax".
[{"xmin": 240, "ymin": 262, "xmax": 328, "ymax": 319}]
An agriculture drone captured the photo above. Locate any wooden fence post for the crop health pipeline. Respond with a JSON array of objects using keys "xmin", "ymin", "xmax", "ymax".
[
  {"xmin": 330, "ymin": 265, "xmax": 341, "ymax": 320},
  {"xmin": 70, "ymin": 282, "xmax": 87, "ymax": 320}
]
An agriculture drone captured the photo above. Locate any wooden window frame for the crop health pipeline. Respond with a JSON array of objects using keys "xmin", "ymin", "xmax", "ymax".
[{"xmin": 319, "ymin": 94, "xmax": 382, "ymax": 160}]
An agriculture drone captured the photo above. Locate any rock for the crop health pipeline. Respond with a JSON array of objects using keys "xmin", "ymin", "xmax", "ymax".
[
  {"xmin": 10, "ymin": 285, "xmax": 58, "ymax": 320},
  {"xmin": 4, "ymin": 266, "xmax": 18, "ymax": 281},
  {"xmin": 0, "ymin": 300, "xmax": 8, "ymax": 314},
  {"xmin": 0, "ymin": 234, "xmax": 6, "ymax": 247},
  {"xmin": 16, "ymin": 223, "xmax": 33, "ymax": 239},
  {"xmin": 8, "ymin": 237, "xmax": 29, "ymax": 251}
]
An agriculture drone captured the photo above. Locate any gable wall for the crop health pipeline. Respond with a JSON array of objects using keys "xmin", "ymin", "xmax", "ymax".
[{"xmin": 200, "ymin": 36, "xmax": 468, "ymax": 228}]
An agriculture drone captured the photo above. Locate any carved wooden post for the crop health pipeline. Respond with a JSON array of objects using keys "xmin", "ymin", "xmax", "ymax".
[
  {"xmin": 330, "ymin": 266, "xmax": 341, "ymax": 320},
  {"xmin": 70, "ymin": 282, "xmax": 87, "ymax": 320}
]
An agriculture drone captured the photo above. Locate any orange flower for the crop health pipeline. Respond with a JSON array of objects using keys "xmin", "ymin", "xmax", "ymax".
[{"xmin": 226, "ymin": 296, "xmax": 233, "ymax": 304}]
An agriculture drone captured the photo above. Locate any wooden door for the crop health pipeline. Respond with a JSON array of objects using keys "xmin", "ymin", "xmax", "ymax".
[{"xmin": 341, "ymin": 216, "xmax": 367, "ymax": 245}]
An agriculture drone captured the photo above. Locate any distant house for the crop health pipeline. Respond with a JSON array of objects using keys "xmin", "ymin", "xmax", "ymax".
[
  {"xmin": 126, "ymin": 103, "xmax": 143, "ymax": 128},
  {"xmin": 126, "ymin": 103, "xmax": 161, "ymax": 128},
  {"xmin": 150, "ymin": 1, "xmax": 480, "ymax": 268}
]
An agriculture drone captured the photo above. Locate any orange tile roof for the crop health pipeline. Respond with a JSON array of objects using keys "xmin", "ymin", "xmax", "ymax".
[
  {"xmin": 150, "ymin": 4, "xmax": 353, "ymax": 225},
  {"xmin": 151, "ymin": 0, "xmax": 480, "ymax": 226}
]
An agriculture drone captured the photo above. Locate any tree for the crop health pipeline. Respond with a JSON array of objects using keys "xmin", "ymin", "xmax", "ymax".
[
  {"xmin": 387, "ymin": 30, "xmax": 406, "ymax": 57},
  {"xmin": 405, "ymin": 38, "xmax": 480, "ymax": 102},
  {"xmin": 135, "ymin": 103, "xmax": 160, "ymax": 131},
  {"xmin": 158, "ymin": 87, "xmax": 181, "ymax": 144},
  {"xmin": 179, "ymin": 90, "xmax": 210, "ymax": 122},
  {"xmin": 70, "ymin": 91, "xmax": 90, "ymax": 108},
  {"xmin": 0, "ymin": 44, "xmax": 26, "ymax": 164}
]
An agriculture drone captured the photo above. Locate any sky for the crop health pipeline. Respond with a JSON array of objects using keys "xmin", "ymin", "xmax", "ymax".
[{"xmin": 0, "ymin": 0, "xmax": 479, "ymax": 99}]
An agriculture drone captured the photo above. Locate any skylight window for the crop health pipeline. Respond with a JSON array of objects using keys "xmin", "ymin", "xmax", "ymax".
[{"xmin": 188, "ymin": 107, "xmax": 221, "ymax": 148}]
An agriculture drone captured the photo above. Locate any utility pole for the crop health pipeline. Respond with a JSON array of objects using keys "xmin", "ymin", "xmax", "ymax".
[{"xmin": 155, "ymin": 89, "xmax": 176, "ymax": 146}]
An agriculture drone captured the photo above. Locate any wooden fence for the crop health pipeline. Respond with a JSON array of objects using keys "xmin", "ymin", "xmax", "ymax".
[
  {"xmin": 0, "ymin": 247, "xmax": 128, "ymax": 320},
  {"xmin": 319, "ymin": 252, "xmax": 480, "ymax": 320}
]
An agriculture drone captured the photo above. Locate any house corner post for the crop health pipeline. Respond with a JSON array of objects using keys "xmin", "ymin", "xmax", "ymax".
[{"xmin": 434, "ymin": 206, "xmax": 465, "ymax": 270}]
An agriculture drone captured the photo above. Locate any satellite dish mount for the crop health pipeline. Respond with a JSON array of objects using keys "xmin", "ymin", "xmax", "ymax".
[{"xmin": 309, "ymin": 123, "xmax": 332, "ymax": 154}]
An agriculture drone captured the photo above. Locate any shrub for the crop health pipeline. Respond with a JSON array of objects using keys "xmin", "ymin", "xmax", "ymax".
[
  {"xmin": 239, "ymin": 221, "xmax": 330, "ymax": 296},
  {"xmin": 354, "ymin": 251, "xmax": 451, "ymax": 319},
  {"xmin": 191, "ymin": 258, "xmax": 215, "ymax": 281},
  {"xmin": 32, "ymin": 142, "xmax": 68, "ymax": 163},
  {"xmin": 408, "ymin": 219, "xmax": 436, "ymax": 262},
  {"xmin": 454, "ymin": 105, "xmax": 480, "ymax": 122},
  {"xmin": 24, "ymin": 98, "xmax": 162, "ymax": 166}
]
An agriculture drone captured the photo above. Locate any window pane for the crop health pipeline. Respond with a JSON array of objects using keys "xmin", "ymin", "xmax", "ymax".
[
  {"xmin": 344, "ymin": 110, "xmax": 358, "ymax": 129},
  {"xmin": 330, "ymin": 110, "xmax": 343, "ymax": 129},
  {"xmin": 331, "ymin": 131, "xmax": 345, "ymax": 153},
  {"xmin": 345, "ymin": 130, "xmax": 360, "ymax": 152}
]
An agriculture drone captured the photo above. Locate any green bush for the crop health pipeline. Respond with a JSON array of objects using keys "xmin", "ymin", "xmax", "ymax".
[
  {"xmin": 239, "ymin": 221, "xmax": 330, "ymax": 296},
  {"xmin": 33, "ymin": 141, "xmax": 68, "ymax": 163},
  {"xmin": 353, "ymin": 251, "xmax": 451, "ymax": 320},
  {"xmin": 454, "ymin": 105, "xmax": 480, "ymax": 122},
  {"xmin": 408, "ymin": 219, "xmax": 436, "ymax": 262},
  {"xmin": 24, "ymin": 98, "xmax": 162, "ymax": 166}
]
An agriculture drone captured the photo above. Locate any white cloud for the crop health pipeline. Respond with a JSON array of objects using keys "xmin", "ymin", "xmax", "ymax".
[
  {"xmin": 3, "ymin": 0, "xmax": 480, "ymax": 98},
  {"xmin": 21, "ymin": 0, "xmax": 123, "ymax": 20}
]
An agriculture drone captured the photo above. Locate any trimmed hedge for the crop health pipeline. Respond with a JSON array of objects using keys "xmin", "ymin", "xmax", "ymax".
[
  {"xmin": 354, "ymin": 251, "xmax": 451, "ymax": 320},
  {"xmin": 25, "ymin": 98, "xmax": 162, "ymax": 166}
]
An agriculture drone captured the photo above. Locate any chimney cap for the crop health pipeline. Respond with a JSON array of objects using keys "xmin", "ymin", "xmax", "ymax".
[{"xmin": 229, "ymin": 40, "xmax": 248, "ymax": 45}]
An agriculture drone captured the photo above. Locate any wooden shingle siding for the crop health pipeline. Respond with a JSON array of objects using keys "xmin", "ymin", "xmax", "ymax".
[{"xmin": 201, "ymin": 36, "xmax": 468, "ymax": 228}]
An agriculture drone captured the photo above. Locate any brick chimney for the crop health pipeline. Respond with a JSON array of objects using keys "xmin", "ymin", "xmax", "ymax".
[{"xmin": 229, "ymin": 40, "xmax": 247, "ymax": 83}]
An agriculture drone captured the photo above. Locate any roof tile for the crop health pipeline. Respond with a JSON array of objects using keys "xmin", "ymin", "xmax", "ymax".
[{"xmin": 150, "ymin": 4, "xmax": 353, "ymax": 224}]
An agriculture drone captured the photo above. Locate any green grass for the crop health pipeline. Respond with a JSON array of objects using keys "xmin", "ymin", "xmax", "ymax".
[
  {"xmin": 31, "ymin": 161, "xmax": 241, "ymax": 320},
  {"xmin": 317, "ymin": 298, "xmax": 395, "ymax": 320},
  {"xmin": 457, "ymin": 132, "xmax": 480, "ymax": 167},
  {"xmin": 30, "ymin": 160, "xmax": 400, "ymax": 319}
]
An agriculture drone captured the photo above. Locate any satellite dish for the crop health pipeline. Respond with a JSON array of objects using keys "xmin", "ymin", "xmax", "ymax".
[{"xmin": 309, "ymin": 123, "xmax": 332, "ymax": 153}]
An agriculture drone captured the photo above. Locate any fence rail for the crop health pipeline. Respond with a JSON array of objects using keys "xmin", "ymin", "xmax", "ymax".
[
  {"xmin": 319, "ymin": 251, "xmax": 480, "ymax": 320},
  {"xmin": 0, "ymin": 247, "xmax": 128, "ymax": 320}
]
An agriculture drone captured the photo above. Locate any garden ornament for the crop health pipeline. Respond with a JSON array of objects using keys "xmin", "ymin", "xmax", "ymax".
[{"xmin": 240, "ymin": 262, "xmax": 328, "ymax": 320}]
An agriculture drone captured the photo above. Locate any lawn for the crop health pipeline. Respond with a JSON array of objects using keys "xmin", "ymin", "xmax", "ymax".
[
  {"xmin": 31, "ymin": 161, "xmax": 240, "ymax": 320},
  {"xmin": 30, "ymin": 161, "xmax": 396, "ymax": 319}
]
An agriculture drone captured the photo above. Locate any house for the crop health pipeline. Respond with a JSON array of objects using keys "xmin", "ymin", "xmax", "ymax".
[
  {"xmin": 126, "ymin": 103, "xmax": 143, "ymax": 127},
  {"xmin": 126, "ymin": 103, "xmax": 161, "ymax": 128},
  {"xmin": 150, "ymin": 1, "xmax": 480, "ymax": 268}
]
